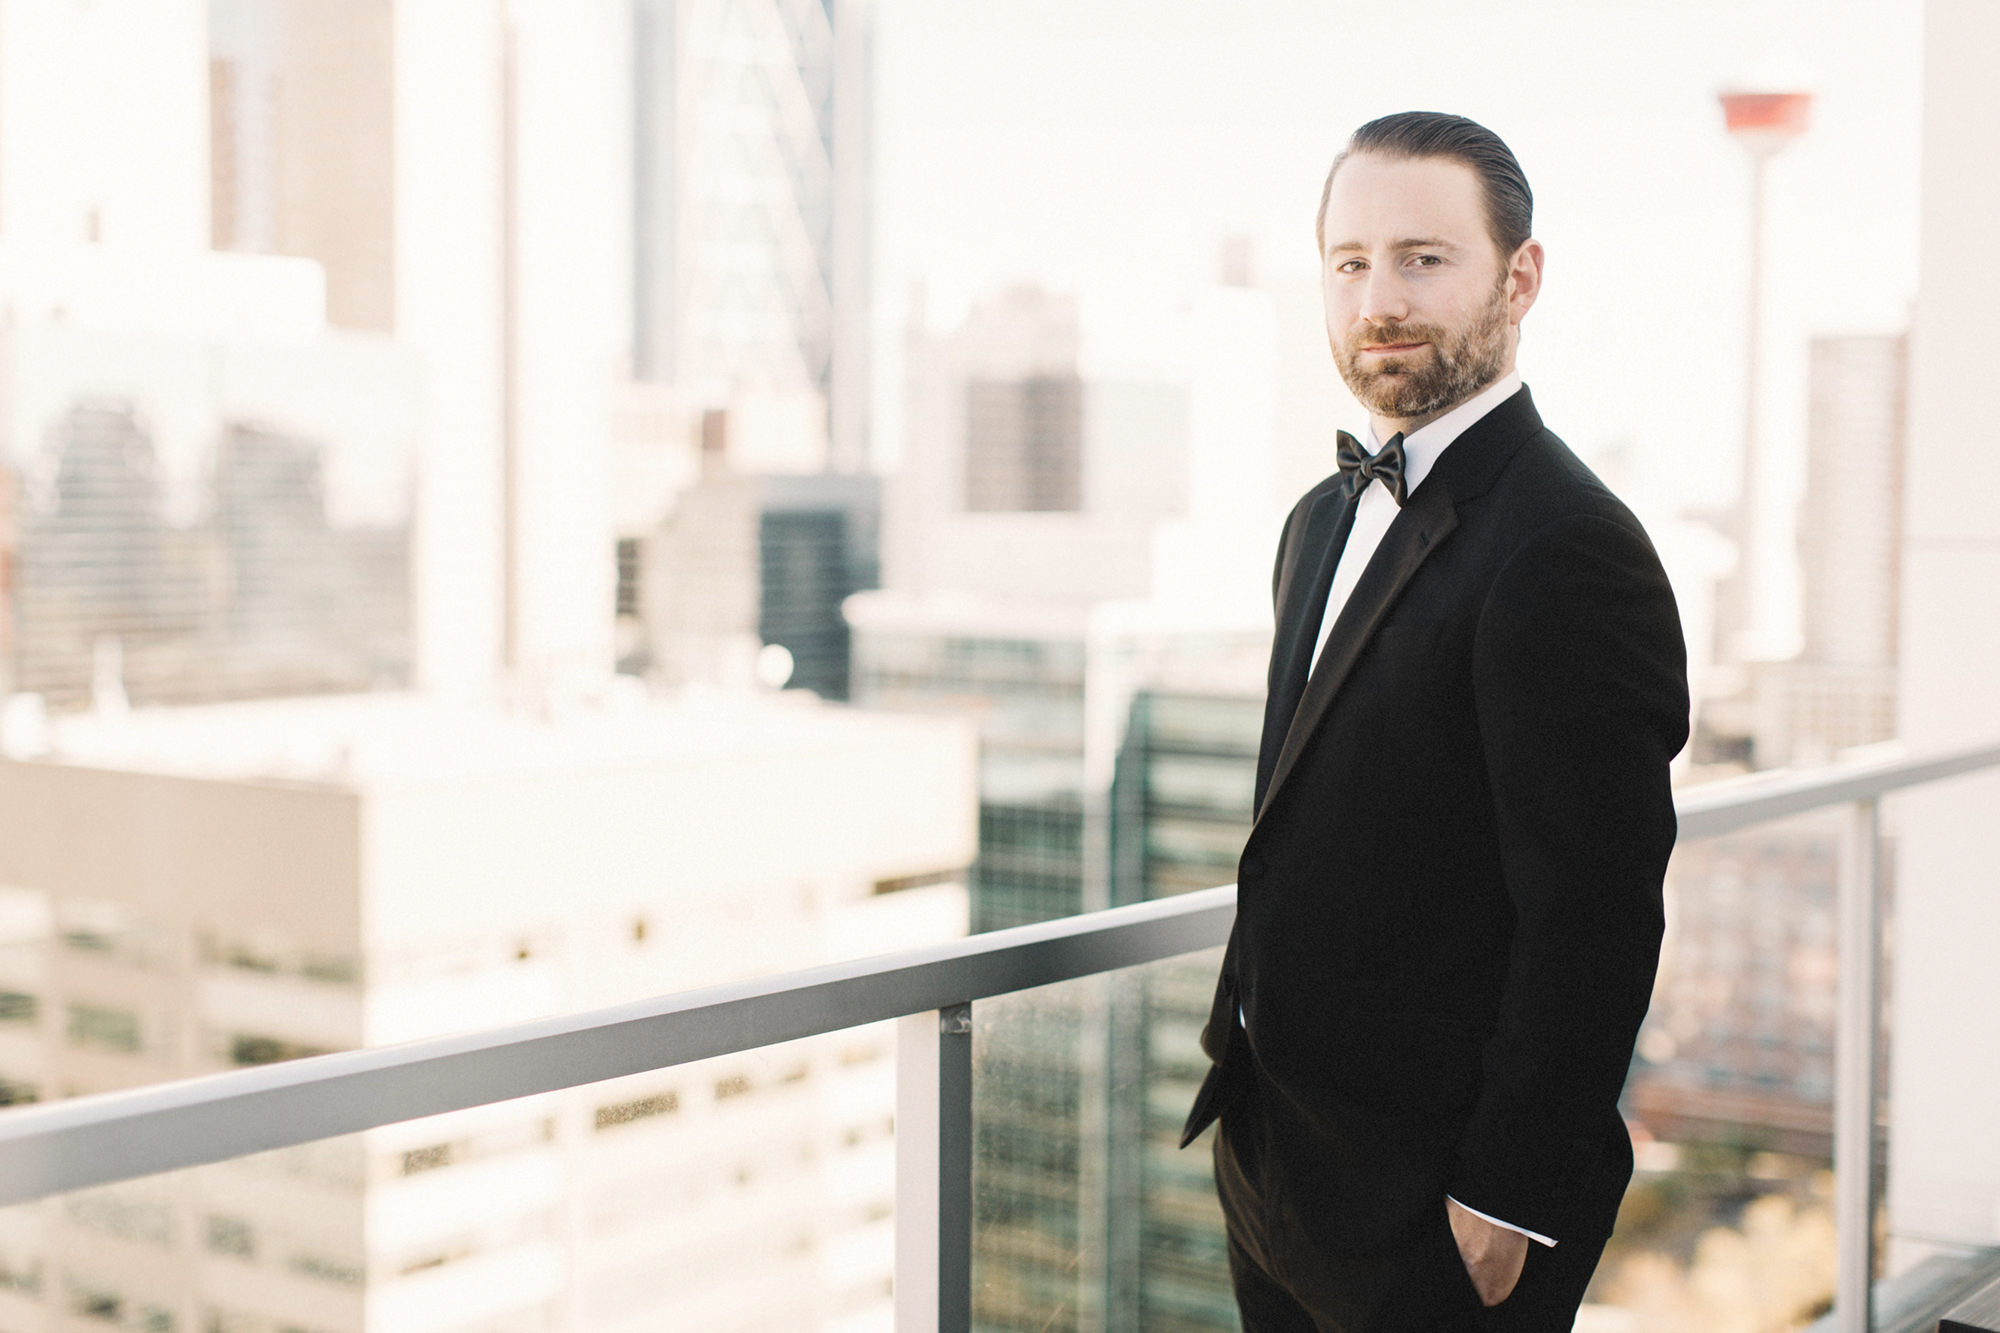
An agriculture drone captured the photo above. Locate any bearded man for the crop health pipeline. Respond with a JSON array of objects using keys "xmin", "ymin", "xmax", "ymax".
[{"xmin": 1181, "ymin": 112, "xmax": 1690, "ymax": 1330}]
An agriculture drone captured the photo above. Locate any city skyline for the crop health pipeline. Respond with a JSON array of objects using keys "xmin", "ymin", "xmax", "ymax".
[
  {"xmin": 871, "ymin": 0, "xmax": 1924, "ymax": 658},
  {"xmin": 0, "ymin": 3, "xmax": 1972, "ymax": 1331}
]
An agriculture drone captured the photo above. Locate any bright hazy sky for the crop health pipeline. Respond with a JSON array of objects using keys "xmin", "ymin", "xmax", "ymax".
[{"xmin": 872, "ymin": 0, "xmax": 1926, "ymax": 634}]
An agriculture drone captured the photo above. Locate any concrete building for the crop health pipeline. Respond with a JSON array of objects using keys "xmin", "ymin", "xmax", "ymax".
[
  {"xmin": 889, "ymin": 282, "xmax": 1284, "ymax": 618},
  {"xmin": 1105, "ymin": 689, "xmax": 1260, "ymax": 1331},
  {"xmin": 1626, "ymin": 338, "xmax": 1909, "ymax": 1151},
  {"xmin": 1729, "ymin": 333, "xmax": 1908, "ymax": 769},
  {"xmin": 1695, "ymin": 329, "xmax": 1907, "ymax": 773},
  {"xmin": 629, "ymin": 418, "xmax": 881, "ymax": 700},
  {"xmin": 1627, "ymin": 813, "xmax": 1857, "ymax": 1157},
  {"xmin": 203, "ymin": 0, "xmax": 627, "ymax": 695},
  {"xmin": 0, "ymin": 250, "xmax": 422, "ymax": 712},
  {"xmin": 0, "ymin": 690, "xmax": 976, "ymax": 1333},
  {"xmin": 631, "ymin": 0, "xmax": 875, "ymax": 474},
  {"xmin": 849, "ymin": 269, "xmax": 1292, "ymax": 1330},
  {"xmin": 0, "ymin": 1, "xmax": 478, "ymax": 713},
  {"xmin": 1799, "ymin": 335, "xmax": 1907, "ymax": 674},
  {"xmin": 1886, "ymin": 0, "xmax": 2000, "ymax": 1275},
  {"xmin": 851, "ymin": 597, "xmax": 1262, "ymax": 1333}
]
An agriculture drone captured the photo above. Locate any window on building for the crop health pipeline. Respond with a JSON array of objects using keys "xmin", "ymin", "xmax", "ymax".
[
  {"xmin": 964, "ymin": 374, "xmax": 1084, "ymax": 512},
  {"xmin": 286, "ymin": 1252, "xmax": 362, "ymax": 1286},
  {"xmin": 68, "ymin": 1280, "xmax": 122, "ymax": 1322},
  {"xmin": 205, "ymin": 1215, "xmax": 255, "ymax": 1258},
  {"xmin": 616, "ymin": 536, "xmax": 643, "ymax": 618},
  {"xmin": 0, "ymin": 1251, "xmax": 40, "ymax": 1296},
  {"xmin": 871, "ymin": 868, "xmax": 963, "ymax": 896},
  {"xmin": 594, "ymin": 1090, "xmax": 678, "ymax": 1131},
  {"xmin": 400, "ymin": 1143, "xmax": 453, "ymax": 1175},
  {"xmin": 67, "ymin": 1004, "xmax": 142, "ymax": 1053},
  {"xmin": 228, "ymin": 1034, "xmax": 330, "ymax": 1066}
]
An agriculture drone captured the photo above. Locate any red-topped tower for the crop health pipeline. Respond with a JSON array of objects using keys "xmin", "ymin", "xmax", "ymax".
[{"xmin": 1714, "ymin": 67, "xmax": 1813, "ymax": 672}]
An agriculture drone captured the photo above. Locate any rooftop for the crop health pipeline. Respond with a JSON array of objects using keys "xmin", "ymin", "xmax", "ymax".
[{"xmin": 12, "ymin": 686, "xmax": 970, "ymax": 790}]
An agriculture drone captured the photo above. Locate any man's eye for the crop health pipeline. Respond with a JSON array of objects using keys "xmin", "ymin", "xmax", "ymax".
[
  {"xmin": 1337, "ymin": 259, "xmax": 1366, "ymax": 274},
  {"xmin": 1410, "ymin": 254, "xmax": 1443, "ymax": 267}
]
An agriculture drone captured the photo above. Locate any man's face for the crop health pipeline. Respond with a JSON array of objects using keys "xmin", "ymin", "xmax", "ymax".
[{"xmin": 1320, "ymin": 152, "xmax": 1538, "ymax": 425}]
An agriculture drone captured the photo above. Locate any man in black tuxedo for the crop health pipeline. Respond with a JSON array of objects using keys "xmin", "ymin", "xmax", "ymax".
[{"xmin": 1182, "ymin": 112, "xmax": 1689, "ymax": 1330}]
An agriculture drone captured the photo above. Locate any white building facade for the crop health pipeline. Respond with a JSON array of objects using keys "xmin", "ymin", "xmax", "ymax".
[{"xmin": 0, "ymin": 692, "xmax": 975, "ymax": 1332}]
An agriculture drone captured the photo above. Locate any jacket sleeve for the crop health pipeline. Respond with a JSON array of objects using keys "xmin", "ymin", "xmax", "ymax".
[{"xmin": 1449, "ymin": 511, "xmax": 1690, "ymax": 1239}]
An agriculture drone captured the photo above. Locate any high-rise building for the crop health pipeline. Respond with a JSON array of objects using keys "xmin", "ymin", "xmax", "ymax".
[
  {"xmin": 10, "ymin": 401, "xmax": 199, "ymax": 708},
  {"xmin": 963, "ymin": 374, "xmax": 1085, "ymax": 514},
  {"xmin": 1738, "ymin": 333, "xmax": 1907, "ymax": 766},
  {"xmin": 210, "ymin": 421, "xmax": 412, "ymax": 698},
  {"xmin": 757, "ymin": 474, "xmax": 882, "ymax": 699},
  {"xmin": 1701, "ymin": 332, "xmax": 1908, "ymax": 769},
  {"xmin": 891, "ymin": 283, "xmax": 1292, "ymax": 613},
  {"xmin": 1106, "ymin": 689, "xmax": 1259, "ymax": 1331},
  {"xmin": 206, "ymin": 0, "xmax": 629, "ymax": 693},
  {"xmin": 851, "ymin": 596, "xmax": 1266, "ymax": 1332},
  {"xmin": 1799, "ymin": 334, "xmax": 1906, "ymax": 671},
  {"xmin": 207, "ymin": 0, "xmax": 397, "ymax": 332},
  {"xmin": 8, "ymin": 400, "xmax": 411, "ymax": 711},
  {"xmin": 1626, "ymin": 815, "xmax": 1875, "ymax": 1158},
  {"xmin": 634, "ymin": 434, "xmax": 881, "ymax": 700},
  {"xmin": 948, "ymin": 291, "xmax": 1090, "ymax": 516},
  {"xmin": 0, "ymin": 691, "xmax": 976, "ymax": 1333},
  {"xmin": 0, "ymin": 306, "xmax": 423, "ymax": 712},
  {"xmin": 855, "ymin": 271, "xmax": 1286, "ymax": 1330},
  {"xmin": 631, "ymin": 0, "xmax": 875, "ymax": 473},
  {"xmin": 1611, "ymin": 336, "xmax": 1908, "ymax": 1160}
]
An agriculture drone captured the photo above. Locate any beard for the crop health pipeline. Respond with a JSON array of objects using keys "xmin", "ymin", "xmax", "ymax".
[{"xmin": 1331, "ymin": 276, "xmax": 1512, "ymax": 420}]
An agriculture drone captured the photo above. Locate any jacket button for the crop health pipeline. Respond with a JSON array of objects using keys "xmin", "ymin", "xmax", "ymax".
[{"xmin": 1240, "ymin": 858, "xmax": 1265, "ymax": 882}]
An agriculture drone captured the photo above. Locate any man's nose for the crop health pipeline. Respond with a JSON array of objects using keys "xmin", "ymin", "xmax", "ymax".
[{"xmin": 1356, "ymin": 268, "xmax": 1411, "ymax": 325}]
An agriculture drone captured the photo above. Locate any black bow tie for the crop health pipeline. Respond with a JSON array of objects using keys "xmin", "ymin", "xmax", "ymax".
[{"xmin": 1335, "ymin": 430, "xmax": 1408, "ymax": 505}]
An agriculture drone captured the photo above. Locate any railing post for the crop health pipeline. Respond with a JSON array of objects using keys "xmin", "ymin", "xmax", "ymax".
[
  {"xmin": 897, "ymin": 1002, "xmax": 973, "ymax": 1332},
  {"xmin": 1835, "ymin": 797, "xmax": 1883, "ymax": 1332}
]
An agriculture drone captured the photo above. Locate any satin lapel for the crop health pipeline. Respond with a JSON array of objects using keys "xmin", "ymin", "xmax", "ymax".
[
  {"xmin": 1255, "ymin": 487, "xmax": 1356, "ymax": 807},
  {"xmin": 1254, "ymin": 484, "xmax": 1459, "ymax": 825},
  {"xmin": 1274, "ymin": 487, "xmax": 1348, "ymax": 629}
]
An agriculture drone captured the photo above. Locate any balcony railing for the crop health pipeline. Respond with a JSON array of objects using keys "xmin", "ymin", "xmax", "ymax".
[{"xmin": 1, "ymin": 739, "xmax": 1997, "ymax": 1331}]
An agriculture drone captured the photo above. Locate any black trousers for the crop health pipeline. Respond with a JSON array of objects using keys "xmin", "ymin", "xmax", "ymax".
[{"xmin": 1212, "ymin": 1060, "xmax": 1609, "ymax": 1332}]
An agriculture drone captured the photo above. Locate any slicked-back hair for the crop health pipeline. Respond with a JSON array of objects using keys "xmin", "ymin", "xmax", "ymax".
[{"xmin": 1315, "ymin": 112, "xmax": 1533, "ymax": 263}]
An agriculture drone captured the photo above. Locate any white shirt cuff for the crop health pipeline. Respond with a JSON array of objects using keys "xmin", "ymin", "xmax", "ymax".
[{"xmin": 1448, "ymin": 1196, "xmax": 1556, "ymax": 1247}]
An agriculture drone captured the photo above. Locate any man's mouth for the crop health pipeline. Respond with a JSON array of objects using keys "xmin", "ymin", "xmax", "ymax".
[{"xmin": 1360, "ymin": 342, "xmax": 1428, "ymax": 356}]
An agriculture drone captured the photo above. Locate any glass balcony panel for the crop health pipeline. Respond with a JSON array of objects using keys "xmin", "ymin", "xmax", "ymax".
[
  {"xmin": 1583, "ymin": 803, "xmax": 1887, "ymax": 1323},
  {"xmin": 0, "ymin": 811, "xmax": 971, "ymax": 1101},
  {"xmin": 972, "ymin": 945, "xmax": 1232, "ymax": 1333},
  {"xmin": 0, "ymin": 1027, "xmax": 903, "ymax": 1333}
]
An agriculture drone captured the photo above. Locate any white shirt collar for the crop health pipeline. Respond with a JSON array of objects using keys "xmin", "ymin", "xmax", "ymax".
[{"xmin": 1364, "ymin": 370, "xmax": 1523, "ymax": 498}]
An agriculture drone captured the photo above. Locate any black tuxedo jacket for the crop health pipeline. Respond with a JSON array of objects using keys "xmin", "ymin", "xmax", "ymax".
[{"xmin": 1182, "ymin": 387, "xmax": 1689, "ymax": 1256}]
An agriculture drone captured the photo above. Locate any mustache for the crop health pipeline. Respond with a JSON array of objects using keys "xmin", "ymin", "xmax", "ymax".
[{"xmin": 1347, "ymin": 323, "xmax": 1447, "ymax": 351}]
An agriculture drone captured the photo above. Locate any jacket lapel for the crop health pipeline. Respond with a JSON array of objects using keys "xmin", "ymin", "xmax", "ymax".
[
  {"xmin": 1254, "ymin": 486, "xmax": 1358, "ymax": 807},
  {"xmin": 1273, "ymin": 486, "xmax": 1347, "ymax": 628},
  {"xmin": 1249, "ymin": 385, "xmax": 1546, "ymax": 828},
  {"xmin": 1255, "ymin": 482, "xmax": 1458, "ymax": 824}
]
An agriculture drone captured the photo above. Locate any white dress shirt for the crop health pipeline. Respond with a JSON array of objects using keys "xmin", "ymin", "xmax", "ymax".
[
  {"xmin": 1309, "ymin": 371, "xmax": 1522, "ymax": 673},
  {"xmin": 1258, "ymin": 370, "xmax": 1557, "ymax": 1249}
]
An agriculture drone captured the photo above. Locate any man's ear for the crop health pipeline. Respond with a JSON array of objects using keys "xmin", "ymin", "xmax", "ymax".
[{"xmin": 1508, "ymin": 240, "xmax": 1545, "ymax": 327}]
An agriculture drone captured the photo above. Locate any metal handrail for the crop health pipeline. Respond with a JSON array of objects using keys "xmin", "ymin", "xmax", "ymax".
[
  {"xmin": 0, "ymin": 884, "xmax": 1236, "ymax": 1205},
  {"xmin": 0, "ymin": 734, "xmax": 1994, "ymax": 1314},
  {"xmin": 1674, "ymin": 738, "xmax": 2000, "ymax": 838}
]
